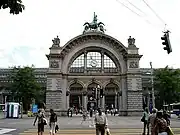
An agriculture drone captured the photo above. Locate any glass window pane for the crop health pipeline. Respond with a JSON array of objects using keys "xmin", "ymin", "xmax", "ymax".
[
  {"xmin": 104, "ymin": 54, "xmax": 116, "ymax": 68},
  {"xmin": 71, "ymin": 54, "xmax": 84, "ymax": 67}
]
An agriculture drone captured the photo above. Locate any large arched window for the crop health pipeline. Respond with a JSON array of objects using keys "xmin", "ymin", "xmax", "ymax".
[{"xmin": 70, "ymin": 51, "xmax": 118, "ymax": 73}]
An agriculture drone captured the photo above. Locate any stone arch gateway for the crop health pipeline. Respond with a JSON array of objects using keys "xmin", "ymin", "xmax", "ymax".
[{"xmin": 46, "ymin": 17, "xmax": 143, "ymax": 116}]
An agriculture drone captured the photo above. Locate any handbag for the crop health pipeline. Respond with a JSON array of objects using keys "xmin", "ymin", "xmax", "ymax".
[
  {"xmin": 106, "ymin": 128, "xmax": 111, "ymax": 135},
  {"xmin": 43, "ymin": 118, "xmax": 47, "ymax": 125},
  {"xmin": 55, "ymin": 125, "xmax": 59, "ymax": 133},
  {"xmin": 141, "ymin": 115, "xmax": 145, "ymax": 122}
]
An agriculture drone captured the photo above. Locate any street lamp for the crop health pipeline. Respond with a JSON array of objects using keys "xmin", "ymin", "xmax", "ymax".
[{"xmin": 150, "ymin": 62, "xmax": 155, "ymax": 109}]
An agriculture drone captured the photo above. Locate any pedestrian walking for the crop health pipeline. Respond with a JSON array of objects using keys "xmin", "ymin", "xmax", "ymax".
[
  {"xmin": 141, "ymin": 107, "xmax": 149, "ymax": 135},
  {"xmin": 147, "ymin": 108, "xmax": 157, "ymax": 135},
  {"xmin": 154, "ymin": 111, "xmax": 168, "ymax": 135},
  {"xmin": 33, "ymin": 109, "xmax": 46, "ymax": 135},
  {"xmin": 94, "ymin": 108, "xmax": 108, "ymax": 135},
  {"xmin": 49, "ymin": 109, "xmax": 57, "ymax": 135}
]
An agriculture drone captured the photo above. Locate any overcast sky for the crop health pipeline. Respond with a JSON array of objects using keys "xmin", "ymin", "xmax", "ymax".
[{"xmin": 0, "ymin": 0, "xmax": 179, "ymax": 68}]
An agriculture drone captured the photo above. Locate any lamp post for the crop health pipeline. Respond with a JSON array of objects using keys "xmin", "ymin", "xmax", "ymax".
[{"xmin": 150, "ymin": 62, "xmax": 155, "ymax": 109}]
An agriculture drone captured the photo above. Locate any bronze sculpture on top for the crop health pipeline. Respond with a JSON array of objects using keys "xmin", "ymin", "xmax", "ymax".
[{"xmin": 83, "ymin": 12, "xmax": 106, "ymax": 34}]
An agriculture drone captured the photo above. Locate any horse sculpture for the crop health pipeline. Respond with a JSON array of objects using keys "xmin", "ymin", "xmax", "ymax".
[{"xmin": 83, "ymin": 12, "xmax": 105, "ymax": 33}]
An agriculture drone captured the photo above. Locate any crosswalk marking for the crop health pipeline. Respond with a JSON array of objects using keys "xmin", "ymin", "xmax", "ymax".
[
  {"xmin": 0, "ymin": 128, "xmax": 16, "ymax": 134},
  {"xmin": 19, "ymin": 128, "xmax": 180, "ymax": 135}
]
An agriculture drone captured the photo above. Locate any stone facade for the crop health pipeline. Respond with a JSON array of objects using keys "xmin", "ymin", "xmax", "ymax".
[{"xmin": 43, "ymin": 32, "xmax": 144, "ymax": 116}]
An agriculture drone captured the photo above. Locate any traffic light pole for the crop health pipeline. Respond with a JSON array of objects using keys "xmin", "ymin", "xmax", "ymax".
[{"xmin": 150, "ymin": 62, "xmax": 155, "ymax": 109}]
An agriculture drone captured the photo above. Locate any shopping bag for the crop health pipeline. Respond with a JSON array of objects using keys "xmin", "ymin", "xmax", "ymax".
[
  {"xmin": 167, "ymin": 126, "xmax": 174, "ymax": 135},
  {"xmin": 106, "ymin": 128, "xmax": 111, "ymax": 135}
]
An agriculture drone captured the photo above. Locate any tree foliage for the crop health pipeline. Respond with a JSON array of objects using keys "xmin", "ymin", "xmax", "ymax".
[
  {"xmin": 9, "ymin": 66, "xmax": 41, "ymax": 112},
  {"xmin": 154, "ymin": 66, "xmax": 180, "ymax": 108},
  {"xmin": 0, "ymin": 0, "xmax": 25, "ymax": 14}
]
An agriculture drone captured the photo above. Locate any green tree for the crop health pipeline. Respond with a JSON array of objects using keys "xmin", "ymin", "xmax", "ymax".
[
  {"xmin": 154, "ymin": 66, "xmax": 180, "ymax": 109},
  {"xmin": 0, "ymin": 0, "xmax": 25, "ymax": 14},
  {"xmin": 9, "ymin": 66, "xmax": 41, "ymax": 112}
]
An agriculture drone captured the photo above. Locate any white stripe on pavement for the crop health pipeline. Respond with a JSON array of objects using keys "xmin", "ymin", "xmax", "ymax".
[{"xmin": 0, "ymin": 128, "xmax": 16, "ymax": 134}]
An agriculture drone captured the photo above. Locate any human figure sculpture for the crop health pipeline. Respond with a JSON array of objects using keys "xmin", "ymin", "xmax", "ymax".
[
  {"xmin": 52, "ymin": 36, "xmax": 60, "ymax": 46},
  {"xmin": 128, "ymin": 36, "xmax": 135, "ymax": 45}
]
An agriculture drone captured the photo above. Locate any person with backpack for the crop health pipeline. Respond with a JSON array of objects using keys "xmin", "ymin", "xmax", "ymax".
[
  {"xmin": 49, "ymin": 109, "xmax": 58, "ymax": 135},
  {"xmin": 33, "ymin": 109, "xmax": 46, "ymax": 135},
  {"xmin": 141, "ymin": 107, "xmax": 149, "ymax": 135}
]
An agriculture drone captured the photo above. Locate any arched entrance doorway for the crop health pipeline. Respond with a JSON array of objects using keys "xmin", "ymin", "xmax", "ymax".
[
  {"xmin": 69, "ymin": 83, "xmax": 83, "ymax": 109},
  {"xmin": 105, "ymin": 83, "xmax": 119, "ymax": 110}
]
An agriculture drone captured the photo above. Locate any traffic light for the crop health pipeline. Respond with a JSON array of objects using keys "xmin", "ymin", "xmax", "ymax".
[
  {"xmin": 92, "ymin": 88, "xmax": 96, "ymax": 98},
  {"xmin": 100, "ymin": 89, "xmax": 103, "ymax": 98},
  {"xmin": 161, "ymin": 32, "xmax": 172, "ymax": 54}
]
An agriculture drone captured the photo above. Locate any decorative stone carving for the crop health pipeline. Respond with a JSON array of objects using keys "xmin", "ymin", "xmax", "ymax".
[
  {"xmin": 74, "ymin": 78, "xmax": 77, "ymax": 83},
  {"xmin": 110, "ymin": 78, "xmax": 114, "ymax": 83},
  {"xmin": 82, "ymin": 90, "xmax": 88, "ymax": 96},
  {"xmin": 117, "ymin": 91, "xmax": 122, "ymax": 96},
  {"xmin": 92, "ymin": 78, "xmax": 95, "ymax": 82},
  {"xmin": 50, "ymin": 60, "xmax": 59, "ymax": 68},
  {"xmin": 52, "ymin": 36, "xmax": 60, "ymax": 47},
  {"xmin": 128, "ymin": 36, "xmax": 135, "ymax": 46},
  {"xmin": 66, "ymin": 90, "xmax": 70, "ymax": 96},
  {"xmin": 60, "ymin": 34, "xmax": 127, "ymax": 58},
  {"xmin": 129, "ymin": 61, "xmax": 138, "ymax": 68}
]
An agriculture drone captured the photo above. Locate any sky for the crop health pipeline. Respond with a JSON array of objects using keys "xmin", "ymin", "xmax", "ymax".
[{"xmin": 0, "ymin": 0, "xmax": 179, "ymax": 68}]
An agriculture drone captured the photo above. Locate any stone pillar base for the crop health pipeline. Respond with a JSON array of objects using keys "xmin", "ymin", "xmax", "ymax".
[
  {"xmin": 127, "ymin": 109, "xmax": 143, "ymax": 116},
  {"xmin": 118, "ymin": 109, "xmax": 143, "ymax": 116},
  {"xmin": 45, "ymin": 109, "xmax": 68, "ymax": 116}
]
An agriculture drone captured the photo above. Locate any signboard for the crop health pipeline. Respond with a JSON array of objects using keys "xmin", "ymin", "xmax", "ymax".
[{"xmin": 32, "ymin": 104, "xmax": 38, "ymax": 113}]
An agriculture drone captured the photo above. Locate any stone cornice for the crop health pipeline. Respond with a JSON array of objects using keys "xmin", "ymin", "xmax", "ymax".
[
  {"xmin": 59, "ymin": 33, "xmax": 128, "ymax": 58},
  {"xmin": 46, "ymin": 90, "xmax": 62, "ymax": 93},
  {"xmin": 124, "ymin": 54, "xmax": 143, "ymax": 59},
  {"xmin": 46, "ymin": 54, "xmax": 63, "ymax": 60},
  {"xmin": 127, "ymin": 90, "xmax": 143, "ymax": 92}
]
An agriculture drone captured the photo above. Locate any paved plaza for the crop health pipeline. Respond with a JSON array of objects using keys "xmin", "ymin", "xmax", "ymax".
[{"xmin": 0, "ymin": 115, "xmax": 180, "ymax": 134}]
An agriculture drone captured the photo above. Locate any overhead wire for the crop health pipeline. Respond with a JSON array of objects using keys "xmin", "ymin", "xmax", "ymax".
[
  {"xmin": 141, "ymin": 0, "xmax": 166, "ymax": 26},
  {"xmin": 125, "ymin": 0, "xmax": 147, "ymax": 16},
  {"xmin": 115, "ymin": 0, "xmax": 141, "ymax": 17},
  {"xmin": 115, "ymin": 0, "xmax": 154, "ymax": 26}
]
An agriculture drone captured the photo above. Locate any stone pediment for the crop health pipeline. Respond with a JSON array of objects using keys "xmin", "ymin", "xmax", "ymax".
[{"xmin": 59, "ymin": 32, "xmax": 127, "ymax": 58}]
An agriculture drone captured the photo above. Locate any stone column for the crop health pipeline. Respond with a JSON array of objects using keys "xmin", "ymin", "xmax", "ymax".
[
  {"xmin": 84, "ymin": 50, "xmax": 87, "ymax": 72},
  {"xmin": 46, "ymin": 36, "xmax": 63, "ymax": 116},
  {"xmin": 101, "ymin": 51, "xmax": 104, "ymax": 72},
  {"xmin": 82, "ymin": 95, "xmax": 87, "ymax": 110},
  {"xmin": 66, "ymin": 95, "xmax": 69, "ymax": 109},
  {"xmin": 82, "ymin": 89, "xmax": 87, "ymax": 110},
  {"xmin": 125, "ymin": 36, "xmax": 143, "ymax": 116},
  {"xmin": 100, "ymin": 96, "xmax": 105, "ymax": 110},
  {"xmin": 119, "ymin": 96, "xmax": 122, "ymax": 110},
  {"xmin": 115, "ymin": 95, "xmax": 117, "ymax": 109},
  {"xmin": 121, "ymin": 77, "xmax": 127, "ymax": 115}
]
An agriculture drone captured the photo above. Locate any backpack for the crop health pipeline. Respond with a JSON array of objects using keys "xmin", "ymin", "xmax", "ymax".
[{"xmin": 50, "ymin": 113, "xmax": 57, "ymax": 122}]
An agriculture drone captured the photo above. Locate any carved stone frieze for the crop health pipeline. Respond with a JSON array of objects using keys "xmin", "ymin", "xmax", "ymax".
[
  {"xmin": 60, "ymin": 34, "xmax": 128, "ymax": 58},
  {"xmin": 129, "ymin": 61, "xmax": 138, "ymax": 68},
  {"xmin": 50, "ymin": 60, "xmax": 59, "ymax": 68}
]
